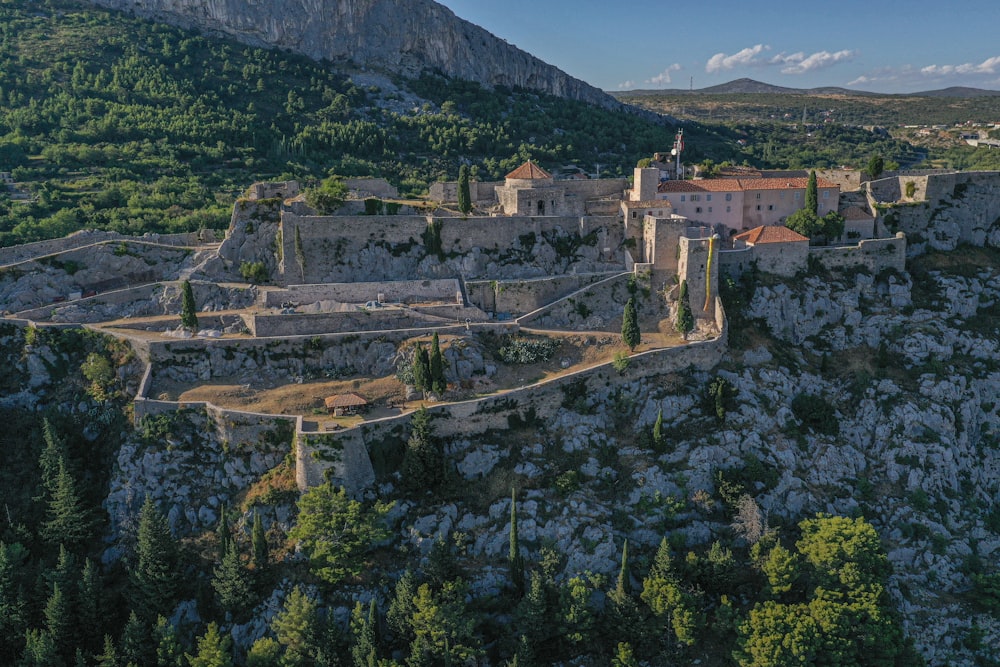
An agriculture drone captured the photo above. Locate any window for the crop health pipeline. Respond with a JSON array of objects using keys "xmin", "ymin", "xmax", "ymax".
[
  {"xmin": 695, "ymin": 207, "xmax": 703, "ymax": 213},
  {"xmin": 631, "ymin": 211, "xmax": 637, "ymax": 219},
  {"xmin": 795, "ymin": 192, "xmax": 800, "ymax": 200},
  {"xmin": 690, "ymin": 194, "xmax": 700, "ymax": 201},
  {"xmin": 823, "ymin": 191, "xmax": 829, "ymax": 198},
  {"xmin": 725, "ymin": 193, "xmax": 732, "ymax": 201},
  {"xmin": 756, "ymin": 193, "xmax": 761, "ymax": 199},
  {"xmin": 768, "ymin": 205, "xmax": 774, "ymax": 211},
  {"xmin": 708, "ymin": 207, "xmax": 713, "ymax": 212},
  {"xmin": 680, "ymin": 195, "xmax": 686, "ymax": 202},
  {"xmin": 706, "ymin": 194, "xmax": 712, "ymax": 201},
  {"xmin": 780, "ymin": 192, "xmax": 785, "ymax": 199},
  {"xmin": 726, "ymin": 206, "xmax": 731, "ymax": 212},
  {"xmin": 756, "ymin": 205, "xmax": 761, "ymax": 211}
]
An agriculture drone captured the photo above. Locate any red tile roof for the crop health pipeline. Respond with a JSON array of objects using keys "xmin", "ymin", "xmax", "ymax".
[
  {"xmin": 739, "ymin": 177, "xmax": 838, "ymax": 191},
  {"xmin": 658, "ymin": 177, "xmax": 838, "ymax": 193},
  {"xmin": 840, "ymin": 205, "xmax": 872, "ymax": 220},
  {"xmin": 505, "ymin": 160, "xmax": 552, "ymax": 180},
  {"xmin": 733, "ymin": 225, "xmax": 809, "ymax": 245}
]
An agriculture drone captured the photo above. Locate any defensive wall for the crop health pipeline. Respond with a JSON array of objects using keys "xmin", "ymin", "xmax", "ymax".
[
  {"xmin": 243, "ymin": 305, "xmax": 489, "ymax": 338},
  {"xmin": 466, "ymin": 273, "xmax": 616, "ymax": 315},
  {"xmin": 718, "ymin": 234, "xmax": 907, "ymax": 278},
  {"xmin": 296, "ymin": 297, "xmax": 728, "ymax": 490},
  {"xmin": 516, "ymin": 273, "xmax": 635, "ymax": 330},
  {"xmin": 277, "ymin": 212, "xmax": 625, "ymax": 284},
  {"xmin": 0, "ymin": 230, "xmax": 219, "ymax": 267},
  {"xmin": 810, "ymin": 234, "xmax": 907, "ymax": 273},
  {"xmin": 261, "ymin": 280, "xmax": 461, "ymax": 308}
]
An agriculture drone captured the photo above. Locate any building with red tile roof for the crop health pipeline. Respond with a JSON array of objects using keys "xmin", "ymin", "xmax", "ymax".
[{"xmin": 733, "ymin": 225, "xmax": 809, "ymax": 245}]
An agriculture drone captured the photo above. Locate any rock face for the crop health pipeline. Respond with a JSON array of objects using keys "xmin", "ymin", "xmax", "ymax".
[{"xmin": 83, "ymin": 0, "xmax": 618, "ymax": 108}]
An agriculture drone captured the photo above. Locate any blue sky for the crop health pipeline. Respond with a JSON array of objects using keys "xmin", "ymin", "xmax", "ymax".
[{"xmin": 436, "ymin": 0, "xmax": 1000, "ymax": 93}]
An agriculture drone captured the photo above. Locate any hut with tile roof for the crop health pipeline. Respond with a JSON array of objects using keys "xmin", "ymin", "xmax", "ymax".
[
  {"xmin": 496, "ymin": 160, "xmax": 580, "ymax": 216},
  {"xmin": 730, "ymin": 225, "xmax": 810, "ymax": 277}
]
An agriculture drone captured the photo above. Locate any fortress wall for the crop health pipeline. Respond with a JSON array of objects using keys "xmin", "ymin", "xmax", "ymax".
[
  {"xmin": 466, "ymin": 273, "xmax": 615, "ymax": 314},
  {"xmin": 262, "ymin": 280, "xmax": 461, "ymax": 307},
  {"xmin": 428, "ymin": 179, "xmax": 626, "ymax": 204},
  {"xmin": 717, "ymin": 247, "xmax": 753, "ymax": 278},
  {"xmin": 297, "ymin": 302, "xmax": 727, "ymax": 490},
  {"xmin": 868, "ymin": 176, "xmax": 902, "ymax": 203},
  {"xmin": 898, "ymin": 175, "xmax": 931, "ymax": 202},
  {"xmin": 817, "ymin": 169, "xmax": 862, "ymax": 191},
  {"xmin": 517, "ymin": 273, "xmax": 634, "ymax": 330},
  {"xmin": 751, "ymin": 242, "xmax": 809, "ymax": 278},
  {"xmin": 809, "ymin": 234, "xmax": 907, "ymax": 273},
  {"xmin": 246, "ymin": 305, "xmax": 487, "ymax": 338},
  {"xmin": 0, "ymin": 231, "xmax": 213, "ymax": 267}
]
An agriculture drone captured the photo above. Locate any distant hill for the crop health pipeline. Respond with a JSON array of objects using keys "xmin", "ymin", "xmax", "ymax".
[
  {"xmin": 84, "ymin": 0, "xmax": 619, "ymax": 109},
  {"xmin": 616, "ymin": 77, "xmax": 1000, "ymax": 99}
]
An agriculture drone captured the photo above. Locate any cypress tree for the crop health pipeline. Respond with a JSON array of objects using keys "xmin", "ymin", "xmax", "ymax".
[
  {"xmin": 251, "ymin": 510, "xmax": 268, "ymax": 570},
  {"xmin": 652, "ymin": 408, "xmax": 664, "ymax": 451},
  {"xmin": 616, "ymin": 539, "xmax": 630, "ymax": 597},
  {"xmin": 411, "ymin": 345, "xmax": 429, "ymax": 393},
  {"xmin": 180, "ymin": 280, "xmax": 199, "ymax": 331},
  {"xmin": 294, "ymin": 226, "xmax": 306, "ymax": 281},
  {"xmin": 429, "ymin": 332, "xmax": 446, "ymax": 395},
  {"xmin": 457, "ymin": 164, "xmax": 472, "ymax": 214},
  {"xmin": 130, "ymin": 496, "xmax": 181, "ymax": 621},
  {"xmin": 509, "ymin": 490, "xmax": 525, "ymax": 596},
  {"xmin": 216, "ymin": 507, "xmax": 230, "ymax": 561},
  {"xmin": 621, "ymin": 297, "xmax": 640, "ymax": 351},
  {"xmin": 806, "ymin": 170, "xmax": 818, "ymax": 215},
  {"xmin": 675, "ymin": 281, "xmax": 694, "ymax": 334}
]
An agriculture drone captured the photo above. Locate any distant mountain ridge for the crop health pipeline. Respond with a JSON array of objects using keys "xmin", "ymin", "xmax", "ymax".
[
  {"xmin": 83, "ymin": 0, "xmax": 619, "ymax": 108},
  {"xmin": 617, "ymin": 77, "xmax": 1000, "ymax": 98}
]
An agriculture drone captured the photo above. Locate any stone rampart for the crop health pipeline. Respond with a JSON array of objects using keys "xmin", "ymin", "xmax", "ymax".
[
  {"xmin": 344, "ymin": 178, "xmax": 398, "ymax": 199},
  {"xmin": 718, "ymin": 247, "xmax": 753, "ymax": 278},
  {"xmin": 297, "ymin": 298, "xmax": 727, "ymax": 490},
  {"xmin": 247, "ymin": 181, "xmax": 299, "ymax": 201},
  {"xmin": 261, "ymin": 280, "xmax": 461, "ymax": 308},
  {"xmin": 517, "ymin": 273, "xmax": 633, "ymax": 330},
  {"xmin": 466, "ymin": 273, "xmax": 615, "ymax": 315},
  {"xmin": 809, "ymin": 234, "xmax": 907, "ymax": 273},
  {"xmin": 429, "ymin": 178, "xmax": 626, "ymax": 204},
  {"xmin": 245, "ymin": 306, "xmax": 487, "ymax": 338},
  {"xmin": 817, "ymin": 169, "xmax": 862, "ymax": 191},
  {"xmin": 429, "ymin": 181, "xmax": 504, "ymax": 203},
  {"xmin": 0, "ymin": 231, "xmax": 214, "ymax": 268}
]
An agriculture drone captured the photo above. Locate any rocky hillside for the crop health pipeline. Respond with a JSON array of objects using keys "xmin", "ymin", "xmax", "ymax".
[{"xmin": 83, "ymin": 0, "xmax": 618, "ymax": 108}]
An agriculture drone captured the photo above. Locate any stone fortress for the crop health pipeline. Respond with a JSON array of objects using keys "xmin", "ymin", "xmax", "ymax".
[{"xmin": 10, "ymin": 158, "xmax": 999, "ymax": 505}]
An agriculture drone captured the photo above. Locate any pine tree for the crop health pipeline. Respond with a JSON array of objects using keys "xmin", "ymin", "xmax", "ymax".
[
  {"xmin": 21, "ymin": 628, "xmax": 62, "ymax": 667},
  {"xmin": 42, "ymin": 458, "xmax": 93, "ymax": 547},
  {"xmin": 251, "ymin": 510, "xmax": 268, "ymax": 570},
  {"xmin": 866, "ymin": 154, "xmax": 884, "ymax": 181},
  {"xmin": 272, "ymin": 586, "xmax": 318, "ymax": 667},
  {"xmin": 457, "ymin": 164, "xmax": 472, "ymax": 214},
  {"xmin": 130, "ymin": 496, "xmax": 181, "ymax": 621},
  {"xmin": 212, "ymin": 540, "xmax": 255, "ymax": 620},
  {"xmin": 641, "ymin": 537, "xmax": 699, "ymax": 646},
  {"xmin": 245, "ymin": 637, "xmax": 281, "ymax": 667},
  {"xmin": 77, "ymin": 559, "xmax": 103, "ymax": 655},
  {"xmin": 387, "ymin": 570, "xmax": 418, "ymax": 649},
  {"xmin": 621, "ymin": 297, "xmax": 640, "ymax": 351},
  {"xmin": 350, "ymin": 598, "xmax": 378, "ymax": 667},
  {"xmin": 805, "ymin": 170, "xmax": 818, "ymax": 215},
  {"xmin": 153, "ymin": 615, "xmax": 184, "ymax": 667},
  {"xmin": 186, "ymin": 622, "xmax": 233, "ymax": 667},
  {"xmin": 0, "ymin": 542, "xmax": 27, "ymax": 665},
  {"xmin": 95, "ymin": 635, "xmax": 118, "ymax": 667},
  {"xmin": 400, "ymin": 407, "xmax": 444, "ymax": 492},
  {"xmin": 180, "ymin": 280, "xmax": 199, "ymax": 331},
  {"xmin": 44, "ymin": 583, "xmax": 73, "ymax": 662},
  {"xmin": 509, "ymin": 490, "xmax": 525, "ymax": 596},
  {"xmin": 38, "ymin": 418, "xmax": 67, "ymax": 494},
  {"xmin": 120, "ymin": 611, "xmax": 152, "ymax": 667},
  {"xmin": 611, "ymin": 642, "xmax": 638, "ymax": 667},
  {"xmin": 429, "ymin": 332, "xmax": 446, "ymax": 395}
]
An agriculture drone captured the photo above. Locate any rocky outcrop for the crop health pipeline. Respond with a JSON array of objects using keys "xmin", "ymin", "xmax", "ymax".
[{"xmin": 83, "ymin": 0, "xmax": 619, "ymax": 109}]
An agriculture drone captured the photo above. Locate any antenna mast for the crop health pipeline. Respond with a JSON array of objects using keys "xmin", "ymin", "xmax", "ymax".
[{"xmin": 672, "ymin": 129, "xmax": 684, "ymax": 179}]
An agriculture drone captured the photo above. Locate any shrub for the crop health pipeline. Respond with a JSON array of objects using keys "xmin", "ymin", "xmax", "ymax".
[
  {"xmin": 905, "ymin": 181, "xmax": 917, "ymax": 198},
  {"xmin": 497, "ymin": 337, "xmax": 559, "ymax": 364},
  {"xmin": 613, "ymin": 350, "xmax": 630, "ymax": 375},
  {"xmin": 239, "ymin": 261, "xmax": 269, "ymax": 283},
  {"xmin": 791, "ymin": 393, "xmax": 838, "ymax": 435}
]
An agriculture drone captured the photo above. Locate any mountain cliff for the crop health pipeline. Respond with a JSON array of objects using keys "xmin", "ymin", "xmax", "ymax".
[{"xmin": 83, "ymin": 0, "xmax": 619, "ymax": 108}]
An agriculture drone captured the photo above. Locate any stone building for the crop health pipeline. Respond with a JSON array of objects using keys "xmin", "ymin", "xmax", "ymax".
[{"xmin": 495, "ymin": 161, "xmax": 578, "ymax": 216}]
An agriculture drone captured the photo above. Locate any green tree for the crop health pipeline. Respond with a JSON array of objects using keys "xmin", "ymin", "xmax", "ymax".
[
  {"xmin": 652, "ymin": 409, "xmax": 665, "ymax": 451},
  {"xmin": 130, "ymin": 496, "xmax": 181, "ymax": 621},
  {"xmin": 94, "ymin": 635, "xmax": 117, "ymax": 667},
  {"xmin": 288, "ymin": 483, "xmax": 392, "ymax": 586},
  {"xmin": 621, "ymin": 297, "xmax": 640, "ymax": 351},
  {"xmin": 350, "ymin": 599, "xmax": 378, "ymax": 667},
  {"xmin": 387, "ymin": 569, "xmax": 418, "ymax": 649},
  {"xmin": 675, "ymin": 281, "xmax": 694, "ymax": 334},
  {"xmin": 120, "ymin": 610, "xmax": 152, "ymax": 667},
  {"xmin": 294, "ymin": 226, "xmax": 305, "ymax": 281},
  {"xmin": 44, "ymin": 583, "xmax": 74, "ymax": 663},
  {"xmin": 81, "ymin": 352, "xmax": 115, "ymax": 401},
  {"xmin": 457, "ymin": 164, "xmax": 472, "ymax": 214},
  {"xmin": 251, "ymin": 510, "xmax": 268, "ymax": 570},
  {"xmin": 246, "ymin": 637, "xmax": 281, "ymax": 667},
  {"xmin": 509, "ymin": 490, "xmax": 525, "ymax": 596},
  {"xmin": 78, "ymin": 559, "xmax": 103, "ymax": 655},
  {"xmin": 641, "ymin": 537, "xmax": 699, "ymax": 646},
  {"xmin": 611, "ymin": 642, "xmax": 638, "ymax": 667},
  {"xmin": 153, "ymin": 615, "xmax": 184, "ymax": 667},
  {"xmin": 796, "ymin": 514, "xmax": 888, "ymax": 591},
  {"xmin": 212, "ymin": 541, "xmax": 255, "ymax": 620},
  {"xmin": 20, "ymin": 628, "xmax": 62, "ymax": 667},
  {"xmin": 785, "ymin": 207, "xmax": 823, "ymax": 239},
  {"xmin": 400, "ymin": 407, "xmax": 445, "ymax": 492},
  {"xmin": 763, "ymin": 543, "xmax": 800, "ymax": 596},
  {"xmin": 186, "ymin": 622, "xmax": 233, "ymax": 667},
  {"xmin": 38, "ymin": 418, "xmax": 67, "ymax": 494},
  {"xmin": 180, "ymin": 280, "xmax": 199, "ymax": 331},
  {"xmin": 306, "ymin": 175, "xmax": 347, "ymax": 215},
  {"xmin": 42, "ymin": 458, "xmax": 93, "ymax": 547},
  {"xmin": 408, "ymin": 580, "xmax": 479, "ymax": 666},
  {"xmin": 411, "ymin": 345, "xmax": 430, "ymax": 394},
  {"xmin": 216, "ymin": 508, "xmax": 230, "ymax": 561},
  {"xmin": 272, "ymin": 586, "xmax": 319, "ymax": 667},
  {"xmin": 866, "ymin": 154, "xmax": 885, "ymax": 180},
  {"xmin": 805, "ymin": 170, "xmax": 818, "ymax": 215},
  {"xmin": 735, "ymin": 601, "xmax": 820, "ymax": 667},
  {"xmin": 429, "ymin": 333, "xmax": 446, "ymax": 395}
]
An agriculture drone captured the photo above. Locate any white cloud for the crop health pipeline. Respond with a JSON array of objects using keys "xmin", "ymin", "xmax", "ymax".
[
  {"xmin": 705, "ymin": 45, "xmax": 768, "ymax": 73},
  {"xmin": 646, "ymin": 64, "xmax": 682, "ymax": 86},
  {"xmin": 617, "ymin": 80, "xmax": 636, "ymax": 89},
  {"xmin": 922, "ymin": 55, "xmax": 1000, "ymax": 76},
  {"xmin": 779, "ymin": 50, "xmax": 856, "ymax": 74}
]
